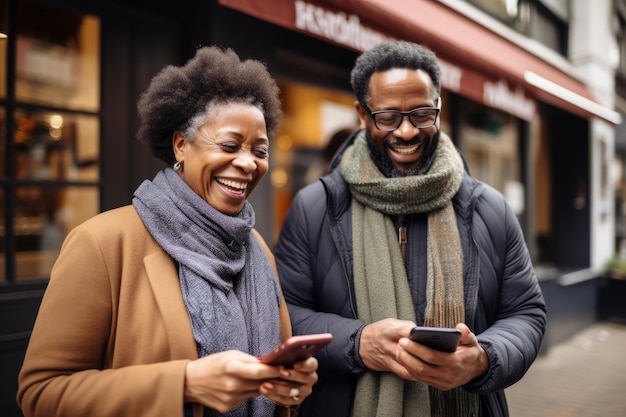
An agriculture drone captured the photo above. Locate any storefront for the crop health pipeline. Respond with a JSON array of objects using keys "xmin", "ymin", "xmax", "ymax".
[
  {"xmin": 218, "ymin": 0, "xmax": 619, "ymax": 265},
  {"xmin": 0, "ymin": 2, "xmax": 187, "ymax": 414},
  {"xmin": 0, "ymin": 1, "xmax": 621, "ymax": 415},
  {"xmin": 216, "ymin": 0, "xmax": 624, "ymax": 353}
]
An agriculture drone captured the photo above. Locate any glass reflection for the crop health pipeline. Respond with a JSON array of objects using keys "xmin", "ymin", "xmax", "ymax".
[
  {"xmin": 5, "ymin": 186, "xmax": 99, "ymax": 281},
  {"xmin": 14, "ymin": 109, "xmax": 99, "ymax": 181},
  {"xmin": 0, "ymin": 0, "xmax": 6, "ymax": 99},
  {"xmin": 1, "ymin": 1, "xmax": 101, "ymax": 283},
  {"xmin": 0, "ymin": 107, "xmax": 5, "ymax": 177},
  {"xmin": 15, "ymin": 0, "xmax": 100, "ymax": 111},
  {"xmin": 0, "ymin": 187, "xmax": 4, "ymax": 280}
]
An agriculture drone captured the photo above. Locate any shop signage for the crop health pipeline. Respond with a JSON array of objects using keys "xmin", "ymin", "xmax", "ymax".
[
  {"xmin": 439, "ymin": 60, "xmax": 462, "ymax": 93},
  {"xmin": 484, "ymin": 79, "xmax": 536, "ymax": 121},
  {"xmin": 294, "ymin": 1, "xmax": 536, "ymax": 121},
  {"xmin": 294, "ymin": 0, "xmax": 391, "ymax": 51},
  {"xmin": 440, "ymin": 60, "xmax": 536, "ymax": 121},
  {"xmin": 219, "ymin": 0, "xmax": 613, "ymax": 123}
]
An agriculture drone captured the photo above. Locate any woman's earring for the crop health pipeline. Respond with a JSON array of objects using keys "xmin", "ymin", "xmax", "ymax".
[{"xmin": 173, "ymin": 161, "xmax": 182, "ymax": 172}]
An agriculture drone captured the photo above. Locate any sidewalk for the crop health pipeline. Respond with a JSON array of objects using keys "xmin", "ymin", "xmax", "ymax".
[{"xmin": 505, "ymin": 321, "xmax": 626, "ymax": 417}]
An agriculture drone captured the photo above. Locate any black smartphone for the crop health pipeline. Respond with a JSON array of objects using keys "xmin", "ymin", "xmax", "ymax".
[
  {"xmin": 409, "ymin": 326, "xmax": 461, "ymax": 352},
  {"xmin": 261, "ymin": 333, "xmax": 333, "ymax": 367}
]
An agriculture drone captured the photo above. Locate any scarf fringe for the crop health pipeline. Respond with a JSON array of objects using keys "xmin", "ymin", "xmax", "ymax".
[{"xmin": 429, "ymin": 387, "xmax": 482, "ymax": 417}]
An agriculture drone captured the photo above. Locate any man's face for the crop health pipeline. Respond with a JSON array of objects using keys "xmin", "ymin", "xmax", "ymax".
[{"xmin": 356, "ymin": 68, "xmax": 439, "ymax": 177}]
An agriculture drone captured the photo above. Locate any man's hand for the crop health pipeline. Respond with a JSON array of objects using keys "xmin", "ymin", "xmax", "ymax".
[
  {"xmin": 358, "ymin": 318, "xmax": 416, "ymax": 376},
  {"xmin": 396, "ymin": 323, "xmax": 489, "ymax": 391}
]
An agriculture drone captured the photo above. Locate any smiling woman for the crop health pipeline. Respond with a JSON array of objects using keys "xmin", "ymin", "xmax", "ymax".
[
  {"xmin": 171, "ymin": 103, "xmax": 270, "ymax": 216},
  {"xmin": 17, "ymin": 46, "xmax": 318, "ymax": 417}
]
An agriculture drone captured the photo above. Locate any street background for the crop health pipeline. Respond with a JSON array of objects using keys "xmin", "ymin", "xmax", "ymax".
[{"xmin": 506, "ymin": 321, "xmax": 626, "ymax": 417}]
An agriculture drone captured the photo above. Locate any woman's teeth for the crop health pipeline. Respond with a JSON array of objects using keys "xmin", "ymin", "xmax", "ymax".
[{"xmin": 217, "ymin": 178, "xmax": 248, "ymax": 190}]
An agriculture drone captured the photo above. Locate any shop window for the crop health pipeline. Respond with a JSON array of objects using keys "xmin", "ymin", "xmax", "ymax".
[
  {"xmin": 2, "ymin": 185, "xmax": 97, "ymax": 281},
  {"xmin": 461, "ymin": 102, "xmax": 524, "ymax": 216},
  {"xmin": 467, "ymin": 0, "xmax": 569, "ymax": 56},
  {"xmin": 1, "ymin": 0, "xmax": 101, "ymax": 283},
  {"xmin": 14, "ymin": 109, "xmax": 99, "ymax": 181},
  {"xmin": 0, "ymin": 107, "xmax": 5, "ymax": 177},
  {"xmin": 0, "ymin": 0, "xmax": 6, "ymax": 99},
  {"xmin": 272, "ymin": 80, "xmax": 358, "ymax": 242},
  {"xmin": 468, "ymin": 0, "xmax": 522, "ymax": 22},
  {"xmin": 15, "ymin": 0, "xmax": 100, "ymax": 110}
]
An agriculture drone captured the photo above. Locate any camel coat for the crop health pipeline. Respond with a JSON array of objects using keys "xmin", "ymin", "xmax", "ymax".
[{"xmin": 17, "ymin": 205, "xmax": 291, "ymax": 417}]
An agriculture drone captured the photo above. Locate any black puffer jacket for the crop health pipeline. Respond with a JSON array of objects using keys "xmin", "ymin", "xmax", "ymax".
[{"xmin": 274, "ymin": 132, "xmax": 546, "ymax": 417}]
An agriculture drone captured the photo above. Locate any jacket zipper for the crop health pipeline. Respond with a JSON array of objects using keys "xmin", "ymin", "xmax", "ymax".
[{"xmin": 398, "ymin": 215, "xmax": 407, "ymax": 262}]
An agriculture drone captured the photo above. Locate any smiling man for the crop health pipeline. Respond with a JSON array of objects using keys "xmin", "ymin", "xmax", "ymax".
[
  {"xmin": 274, "ymin": 41, "xmax": 546, "ymax": 417},
  {"xmin": 359, "ymin": 68, "xmax": 439, "ymax": 177}
]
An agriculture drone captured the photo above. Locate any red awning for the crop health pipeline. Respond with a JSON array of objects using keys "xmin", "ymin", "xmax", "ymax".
[{"xmin": 219, "ymin": 0, "xmax": 620, "ymax": 124}]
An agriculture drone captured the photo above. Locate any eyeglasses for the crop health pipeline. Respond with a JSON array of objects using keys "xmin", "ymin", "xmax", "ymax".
[{"xmin": 361, "ymin": 102, "xmax": 440, "ymax": 132}]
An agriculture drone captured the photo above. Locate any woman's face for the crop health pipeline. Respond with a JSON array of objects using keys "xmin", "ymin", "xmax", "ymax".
[{"xmin": 173, "ymin": 102, "xmax": 269, "ymax": 216}]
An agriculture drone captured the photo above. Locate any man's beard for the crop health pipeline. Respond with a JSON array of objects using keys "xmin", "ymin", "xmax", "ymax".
[{"xmin": 365, "ymin": 129, "xmax": 440, "ymax": 177}]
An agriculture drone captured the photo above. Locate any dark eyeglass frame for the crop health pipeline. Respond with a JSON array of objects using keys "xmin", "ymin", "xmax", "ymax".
[{"xmin": 361, "ymin": 102, "xmax": 440, "ymax": 132}]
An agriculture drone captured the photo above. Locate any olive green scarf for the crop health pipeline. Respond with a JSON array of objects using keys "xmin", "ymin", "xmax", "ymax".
[{"xmin": 341, "ymin": 131, "xmax": 480, "ymax": 417}]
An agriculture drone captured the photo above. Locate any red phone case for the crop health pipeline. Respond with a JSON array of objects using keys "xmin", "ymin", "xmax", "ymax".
[{"xmin": 261, "ymin": 333, "xmax": 333, "ymax": 366}]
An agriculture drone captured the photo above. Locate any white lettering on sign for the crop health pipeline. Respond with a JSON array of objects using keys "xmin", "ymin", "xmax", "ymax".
[
  {"xmin": 439, "ymin": 60, "xmax": 462, "ymax": 92},
  {"xmin": 484, "ymin": 79, "xmax": 536, "ymax": 120},
  {"xmin": 295, "ymin": 0, "xmax": 391, "ymax": 51}
]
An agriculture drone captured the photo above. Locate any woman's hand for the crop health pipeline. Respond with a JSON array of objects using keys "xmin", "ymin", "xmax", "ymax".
[
  {"xmin": 259, "ymin": 356, "xmax": 319, "ymax": 407},
  {"xmin": 184, "ymin": 350, "xmax": 280, "ymax": 413},
  {"xmin": 184, "ymin": 350, "xmax": 319, "ymax": 413}
]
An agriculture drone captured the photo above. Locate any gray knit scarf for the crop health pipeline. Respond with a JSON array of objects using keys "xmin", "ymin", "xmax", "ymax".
[
  {"xmin": 341, "ymin": 131, "xmax": 480, "ymax": 417},
  {"xmin": 133, "ymin": 168, "xmax": 281, "ymax": 417}
]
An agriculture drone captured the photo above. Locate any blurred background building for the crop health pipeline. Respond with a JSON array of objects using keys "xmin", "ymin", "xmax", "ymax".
[{"xmin": 0, "ymin": 1, "xmax": 624, "ymax": 415}]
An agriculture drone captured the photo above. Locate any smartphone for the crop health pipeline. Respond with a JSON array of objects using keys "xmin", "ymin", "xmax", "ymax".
[
  {"xmin": 409, "ymin": 326, "xmax": 461, "ymax": 352},
  {"xmin": 261, "ymin": 333, "xmax": 333, "ymax": 367}
]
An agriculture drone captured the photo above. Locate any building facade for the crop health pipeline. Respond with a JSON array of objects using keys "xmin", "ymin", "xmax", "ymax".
[{"xmin": 0, "ymin": 0, "xmax": 620, "ymax": 415}]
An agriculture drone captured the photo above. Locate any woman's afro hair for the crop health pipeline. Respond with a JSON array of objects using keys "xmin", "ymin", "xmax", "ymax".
[
  {"xmin": 350, "ymin": 41, "xmax": 441, "ymax": 106},
  {"xmin": 137, "ymin": 46, "xmax": 282, "ymax": 165}
]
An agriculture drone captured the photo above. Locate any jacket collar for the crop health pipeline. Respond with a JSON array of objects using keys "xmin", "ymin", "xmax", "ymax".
[{"xmin": 144, "ymin": 247, "xmax": 198, "ymax": 360}]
